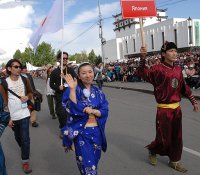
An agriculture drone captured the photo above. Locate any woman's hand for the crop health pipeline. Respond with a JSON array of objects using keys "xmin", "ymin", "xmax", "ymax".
[
  {"xmin": 83, "ymin": 107, "xmax": 93, "ymax": 114},
  {"xmin": 92, "ymin": 109, "xmax": 101, "ymax": 117},
  {"xmin": 63, "ymin": 74, "xmax": 77, "ymax": 90}
]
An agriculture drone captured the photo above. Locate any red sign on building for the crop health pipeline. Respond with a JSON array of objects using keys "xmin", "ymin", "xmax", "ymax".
[{"xmin": 121, "ymin": 0, "xmax": 157, "ymax": 18}]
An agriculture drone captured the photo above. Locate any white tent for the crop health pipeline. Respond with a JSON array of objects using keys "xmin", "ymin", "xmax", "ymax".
[{"xmin": 26, "ymin": 62, "xmax": 41, "ymax": 71}]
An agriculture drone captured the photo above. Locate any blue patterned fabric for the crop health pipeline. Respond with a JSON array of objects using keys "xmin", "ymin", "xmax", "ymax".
[
  {"xmin": 0, "ymin": 94, "xmax": 9, "ymax": 175},
  {"xmin": 0, "ymin": 144, "xmax": 7, "ymax": 175},
  {"xmin": 62, "ymin": 85, "xmax": 109, "ymax": 175}
]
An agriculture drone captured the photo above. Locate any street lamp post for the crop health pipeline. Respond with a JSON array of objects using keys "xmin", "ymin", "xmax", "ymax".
[
  {"xmin": 187, "ymin": 17, "xmax": 193, "ymax": 47},
  {"xmin": 98, "ymin": 0, "xmax": 106, "ymax": 64}
]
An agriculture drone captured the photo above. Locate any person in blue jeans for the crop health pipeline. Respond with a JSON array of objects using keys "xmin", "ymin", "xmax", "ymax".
[{"xmin": 0, "ymin": 59, "xmax": 33, "ymax": 174}]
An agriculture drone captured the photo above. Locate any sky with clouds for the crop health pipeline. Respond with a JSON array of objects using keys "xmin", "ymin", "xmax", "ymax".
[{"xmin": 0, "ymin": 0, "xmax": 200, "ymax": 64}]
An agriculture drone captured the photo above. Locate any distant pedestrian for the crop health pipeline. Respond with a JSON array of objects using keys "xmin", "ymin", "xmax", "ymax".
[
  {"xmin": 94, "ymin": 62, "xmax": 103, "ymax": 89},
  {"xmin": 21, "ymin": 65, "xmax": 39, "ymax": 127},
  {"xmin": 45, "ymin": 64, "xmax": 56, "ymax": 119},
  {"xmin": 138, "ymin": 41, "xmax": 199, "ymax": 173}
]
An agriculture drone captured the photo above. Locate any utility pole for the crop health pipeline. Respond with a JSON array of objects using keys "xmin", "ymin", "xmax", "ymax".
[{"xmin": 98, "ymin": 0, "xmax": 106, "ymax": 64}]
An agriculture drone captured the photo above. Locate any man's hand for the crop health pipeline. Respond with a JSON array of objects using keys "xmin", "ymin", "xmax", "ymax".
[
  {"xmin": 20, "ymin": 96, "xmax": 29, "ymax": 102},
  {"xmin": 59, "ymin": 85, "xmax": 64, "ymax": 91},
  {"xmin": 8, "ymin": 119, "xmax": 14, "ymax": 128},
  {"xmin": 140, "ymin": 46, "xmax": 147, "ymax": 59},
  {"xmin": 193, "ymin": 103, "xmax": 199, "ymax": 112}
]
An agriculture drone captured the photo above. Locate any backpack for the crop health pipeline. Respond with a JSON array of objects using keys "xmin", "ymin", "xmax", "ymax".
[{"xmin": 0, "ymin": 93, "xmax": 10, "ymax": 129}]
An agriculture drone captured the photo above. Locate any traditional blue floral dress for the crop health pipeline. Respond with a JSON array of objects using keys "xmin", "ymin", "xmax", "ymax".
[{"xmin": 62, "ymin": 84, "xmax": 109, "ymax": 175}]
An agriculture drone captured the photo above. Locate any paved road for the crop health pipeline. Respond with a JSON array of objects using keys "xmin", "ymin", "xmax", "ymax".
[{"xmin": 2, "ymin": 79, "xmax": 200, "ymax": 175}]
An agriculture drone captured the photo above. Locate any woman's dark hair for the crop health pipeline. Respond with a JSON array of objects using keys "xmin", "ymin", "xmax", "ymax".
[
  {"xmin": 77, "ymin": 62, "xmax": 93, "ymax": 75},
  {"xmin": 6, "ymin": 59, "xmax": 22, "ymax": 75},
  {"xmin": 77, "ymin": 62, "xmax": 94, "ymax": 89},
  {"xmin": 56, "ymin": 51, "xmax": 68, "ymax": 60}
]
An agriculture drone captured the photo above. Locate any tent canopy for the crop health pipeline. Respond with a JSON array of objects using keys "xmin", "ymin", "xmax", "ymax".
[{"xmin": 26, "ymin": 62, "xmax": 42, "ymax": 71}]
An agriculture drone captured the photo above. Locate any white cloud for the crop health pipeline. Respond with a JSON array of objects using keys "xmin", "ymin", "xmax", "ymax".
[
  {"xmin": 0, "ymin": 0, "xmax": 35, "ymax": 9},
  {"xmin": 42, "ymin": 1, "xmax": 120, "ymax": 56},
  {"xmin": 0, "ymin": 1, "xmax": 120, "ymax": 64},
  {"xmin": 0, "ymin": 4, "xmax": 34, "ymax": 64}
]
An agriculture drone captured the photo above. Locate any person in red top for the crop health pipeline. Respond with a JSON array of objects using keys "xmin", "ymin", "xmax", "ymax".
[{"xmin": 138, "ymin": 41, "xmax": 199, "ymax": 173}]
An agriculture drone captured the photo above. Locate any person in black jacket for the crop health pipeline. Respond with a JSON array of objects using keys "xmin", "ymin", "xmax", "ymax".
[{"xmin": 50, "ymin": 51, "xmax": 77, "ymax": 138}]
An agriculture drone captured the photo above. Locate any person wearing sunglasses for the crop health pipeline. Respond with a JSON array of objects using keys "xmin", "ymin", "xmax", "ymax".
[
  {"xmin": 50, "ymin": 51, "xmax": 77, "ymax": 138},
  {"xmin": 0, "ymin": 59, "xmax": 33, "ymax": 174}
]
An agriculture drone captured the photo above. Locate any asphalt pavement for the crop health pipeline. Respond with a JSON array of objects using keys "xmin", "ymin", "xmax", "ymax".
[{"xmin": 1, "ymin": 79, "xmax": 200, "ymax": 175}]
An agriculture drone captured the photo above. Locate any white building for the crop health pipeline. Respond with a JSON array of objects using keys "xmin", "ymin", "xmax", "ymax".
[{"xmin": 103, "ymin": 11, "xmax": 200, "ymax": 62}]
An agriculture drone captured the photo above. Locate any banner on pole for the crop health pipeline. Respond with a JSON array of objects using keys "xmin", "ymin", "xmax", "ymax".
[{"xmin": 121, "ymin": 0, "xmax": 157, "ymax": 18}]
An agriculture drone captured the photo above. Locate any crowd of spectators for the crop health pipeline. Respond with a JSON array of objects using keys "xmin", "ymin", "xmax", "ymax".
[{"xmin": 103, "ymin": 50, "xmax": 200, "ymax": 89}]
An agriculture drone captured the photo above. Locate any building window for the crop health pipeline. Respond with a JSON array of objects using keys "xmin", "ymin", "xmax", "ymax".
[
  {"xmin": 174, "ymin": 29, "xmax": 177, "ymax": 46},
  {"xmin": 133, "ymin": 39, "xmax": 136, "ymax": 52},
  {"xmin": 162, "ymin": 32, "xmax": 165, "ymax": 44},
  {"xmin": 125, "ymin": 40, "xmax": 128, "ymax": 53},
  {"xmin": 151, "ymin": 34, "xmax": 154, "ymax": 50}
]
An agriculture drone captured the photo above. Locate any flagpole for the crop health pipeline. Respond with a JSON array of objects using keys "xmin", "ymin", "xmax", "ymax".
[
  {"xmin": 60, "ymin": 0, "xmax": 64, "ymax": 85},
  {"xmin": 139, "ymin": 18, "xmax": 145, "ymax": 47},
  {"xmin": 61, "ymin": 29, "xmax": 64, "ymax": 85}
]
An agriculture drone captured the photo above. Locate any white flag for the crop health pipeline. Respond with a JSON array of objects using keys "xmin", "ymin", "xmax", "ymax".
[{"xmin": 29, "ymin": 0, "xmax": 64, "ymax": 54}]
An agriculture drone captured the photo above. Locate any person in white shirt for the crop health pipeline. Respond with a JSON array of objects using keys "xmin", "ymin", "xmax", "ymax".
[{"xmin": 0, "ymin": 59, "xmax": 33, "ymax": 174}]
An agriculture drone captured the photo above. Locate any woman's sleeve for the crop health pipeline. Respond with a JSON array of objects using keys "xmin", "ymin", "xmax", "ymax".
[
  {"xmin": 97, "ymin": 91, "xmax": 109, "ymax": 130},
  {"xmin": 62, "ymin": 88, "xmax": 88, "ymax": 117},
  {"xmin": 62, "ymin": 126, "xmax": 73, "ymax": 147}
]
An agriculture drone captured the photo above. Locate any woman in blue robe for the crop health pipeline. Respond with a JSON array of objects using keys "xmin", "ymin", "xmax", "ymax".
[{"xmin": 62, "ymin": 63, "xmax": 109, "ymax": 175}]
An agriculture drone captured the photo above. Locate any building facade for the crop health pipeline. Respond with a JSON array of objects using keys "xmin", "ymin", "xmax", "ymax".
[{"xmin": 104, "ymin": 12, "xmax": 200, "ymax": 62}]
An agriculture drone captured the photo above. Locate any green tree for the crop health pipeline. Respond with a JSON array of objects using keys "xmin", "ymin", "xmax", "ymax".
[
  {"xmin": 33, "ymin": 42, "xmax": 56, "ymax": 66},
  {"xmin": 1, "ymin": 63, "xmax": 5, "ymax": 68},
  {"xmin": 69, "ymin": 54, "xmax": 76, "ymax": 61},
  {"xmin": 88, "ymin": 49, "xmax": 96, "ymax": 64},
  {"xmin": 96, "ymin": 55, "xmax": 102, "ymax": 64},
  {"xmin": 74, "ymin": 51, "xmax": 88, "ymax": 63},
  {"xmin": 13, "ymin": 49, "xmax": 22, "ymax": 60},
  {"xmin": 20, "ymin": 47, "xmax": 34, "ymax": 65},
  {"xmin": 16, "ymin": 42, "xmax": 56, "ymax": 67}
]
